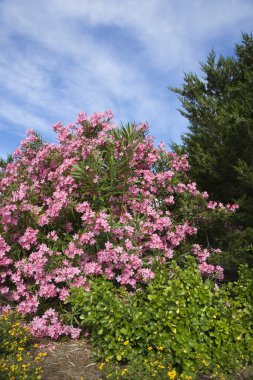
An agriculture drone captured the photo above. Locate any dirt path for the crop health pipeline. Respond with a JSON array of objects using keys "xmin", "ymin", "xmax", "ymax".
[{"xmin": 37, "ymin": 338, "xmax": 102, "ymax": 380}]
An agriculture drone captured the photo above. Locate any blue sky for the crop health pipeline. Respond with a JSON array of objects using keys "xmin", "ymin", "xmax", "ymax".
[{"xmin": 0, "ymin": 0, "xmax": 252, "ymax": 158}]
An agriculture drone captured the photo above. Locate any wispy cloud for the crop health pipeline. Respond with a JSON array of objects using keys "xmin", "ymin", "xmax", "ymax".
[{"xmin": 0, "ymin": 0, "xmax": 252, "ymax": 156}]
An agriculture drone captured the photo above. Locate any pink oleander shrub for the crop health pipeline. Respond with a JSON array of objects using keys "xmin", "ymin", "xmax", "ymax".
[{"xmin": 0, "ymin": 110, "xmax": 237, "ymax": 339}]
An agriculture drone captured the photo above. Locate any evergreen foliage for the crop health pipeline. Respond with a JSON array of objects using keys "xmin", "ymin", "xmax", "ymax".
[{"xmin": 170, "ymin": 33, "xmax": 253, "ymax": 270}]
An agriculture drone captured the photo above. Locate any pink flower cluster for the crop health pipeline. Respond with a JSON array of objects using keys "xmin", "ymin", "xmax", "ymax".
[
  {"xmin": 207, "ymin": 201, "xmax": 239, "ymax": 211},
  {"xmin": 18, "ymin": 228, "xmax": 38, "ymax": 250},
  {"xmin": 29, "ymin": 309, "xmax": 80, "ymax": 339},
  {"xmin": 192, "ymin": 244, "xmax": 224, "ymax": 280},
  {"xmin": 0, "ymin": 110, "xmax": 237, "ymax": 338},
  {"xmin": 0, "ymin": 236, "xmax": 12, "ymax": 296}
]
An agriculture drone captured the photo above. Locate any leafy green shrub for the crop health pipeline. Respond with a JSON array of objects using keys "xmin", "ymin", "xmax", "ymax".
[
  {"xmin": 67, "ymin": 258, "xmax": 253, "ymax": 379},
  {"xmin": 0, "ymin": 311, "xmax": 46, "ymax": 379}
]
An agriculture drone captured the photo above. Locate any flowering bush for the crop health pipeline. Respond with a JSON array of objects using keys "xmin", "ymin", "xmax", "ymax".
[{"xmin": 0, "ymin": 110, "xmax": 236, "ymax": 338}]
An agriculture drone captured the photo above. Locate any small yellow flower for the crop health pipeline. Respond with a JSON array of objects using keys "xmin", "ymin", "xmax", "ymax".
[
  {"xmin": 123, "ymin": 340, "xmax": 129, "ymax": 345},
  {"xmin": 147, "ymin": 346, "xmax": 153, "ymax": 351},
  {"xmin": 121, "ymin": 368, "xmax": 127, "ymax": 375},
  {"xmin": 167, "ymin": 369, "xmax": 177, "ymax": 380},
  {"xmin": 34, "ymin": 352, "xmax": 46, "ymax": 361},
  {"xmin": 99, "ymin": 362, "xmax": 105, "ymax": 371},
  {"xmin": 157, "ymin": 346, "xmax": 164, "ymax": 351},
  {"xmin": 35, "ymin": 366, "xmax": 42, "ymax": 374},
  {"xmin": 202, "ymin": 359, "xmax": 208, "ymax": 367}
]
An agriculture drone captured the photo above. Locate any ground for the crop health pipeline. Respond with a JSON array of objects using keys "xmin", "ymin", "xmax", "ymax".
[{"xmin": 36, "ymin": 338, "xmax": 102, "ymax": 380}]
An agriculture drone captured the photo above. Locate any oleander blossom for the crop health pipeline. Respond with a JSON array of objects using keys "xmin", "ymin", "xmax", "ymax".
[
  {"xmin": 29, "ymin": 309, "xmax": 80, "ymax": 339},
  {"xmin": 0, "ymin": 110, "xmax": 238, "ymax": 338},
  {"xmin": 192, "ymin": 244, "xmax": 224, "ymax": 280}
]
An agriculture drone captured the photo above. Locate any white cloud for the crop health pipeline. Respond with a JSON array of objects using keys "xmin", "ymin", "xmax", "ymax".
[
  {"xmin": 0, "ymin": 0, "xmax": 252, "ymax": 154},
  {"xmin": 0, "ymin": 100, "xmax": 50, "ymax": 134}
]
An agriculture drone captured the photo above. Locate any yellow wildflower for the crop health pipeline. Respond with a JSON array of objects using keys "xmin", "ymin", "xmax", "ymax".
[
  {"xmin": 167, "ymin": 369, "xmax": 177, "ymax": 380},
  {"xmin": 17, "ymin": 355, "xmax": 23, "ymax": 362},
  {"xmin": 99, "ymin": 362, "xmax": 105, "ymax": 371},
  {"xmin": 34, "ymin": 352, "xmax": 47, "ymax": 361}
]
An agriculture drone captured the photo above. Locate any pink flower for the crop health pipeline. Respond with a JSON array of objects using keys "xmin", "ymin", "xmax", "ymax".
[
  {"xmin": 47, "ymin": 231, "xmax": 58, "ymax": 241},
  {"xmin": 17, "ymin": 295, "xmax": 39, "ymax": 314},
  {"xmin": 18, "ymin": 228, "xmax": 38, "ymax": 250},
  {"xmin": 76, "ymin": 112, "xmax": 88, "ymax": 124},
  {"xmin": 29, "ymin": 309, "xmax": 81, "ymax": 339}
]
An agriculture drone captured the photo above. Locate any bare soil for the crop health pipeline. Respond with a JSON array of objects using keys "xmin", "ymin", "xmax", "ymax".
[{"xmin": 35, "ymin": 338, "xmax": 102, "ymax": 380}]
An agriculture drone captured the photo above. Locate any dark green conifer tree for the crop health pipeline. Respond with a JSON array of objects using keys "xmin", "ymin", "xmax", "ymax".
[{"xmin": 171, "ymin": 33, "xmax": 253, "ymax": 271}]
